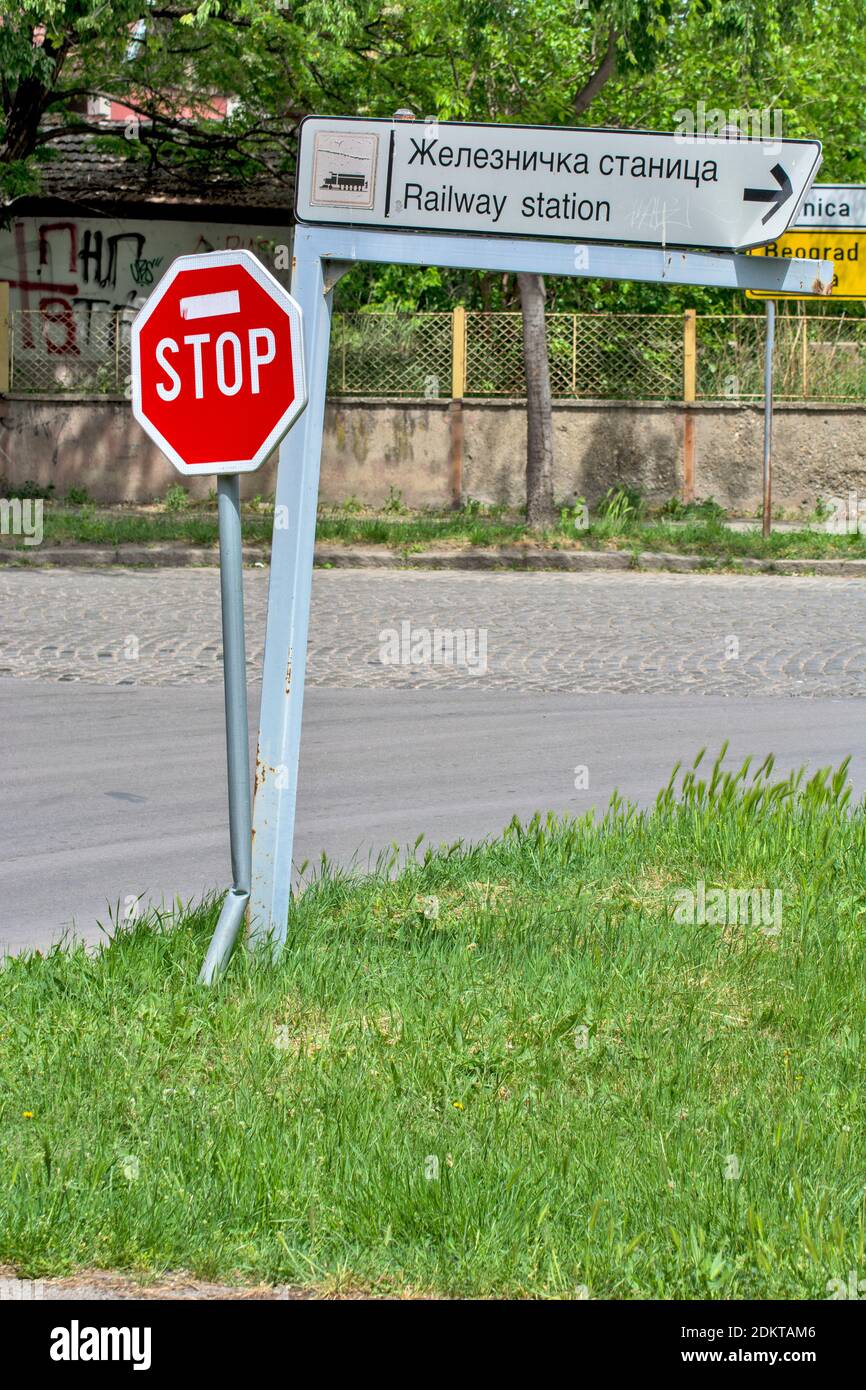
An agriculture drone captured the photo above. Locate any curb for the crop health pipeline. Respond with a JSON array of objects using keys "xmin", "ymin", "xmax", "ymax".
[
  {"xmin": 0, "ymin": 544, "xmax": 268, "ymax": 568},
  {"xmin": 635, "ymin": 551, "xmax": 866, "ymax": 576},
  {"xmin": 3, "ymin": 543, "xmax": 866, "ymax": 577},
  {"xmin": 316, "ymin": 545, "xmax": 634, "ymax": 571}
]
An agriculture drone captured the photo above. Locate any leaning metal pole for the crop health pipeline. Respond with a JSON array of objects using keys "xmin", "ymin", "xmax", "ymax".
[
  {"xmin": 199, "ymin": 472, "xmax": 253, "ymax": 984},
  {"xmin": 247, "ymin": 233, "xmax": 334, "ymax": 954}
]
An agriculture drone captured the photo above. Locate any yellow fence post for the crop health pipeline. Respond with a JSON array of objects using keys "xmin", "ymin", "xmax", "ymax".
[
  {"xmin": 449, "ymin": 305, "xmax": 467, "ymax": 509},
  {"xmin": 801, "ymin": 315, "xmax": 809, "ymax": 398},
  {"xmin": 682, "ymin": 308, "xmax": 697, "ymax": 503},
  {"xmin": 451, "ymin": 304, "xmax": 467, "ymax": 398},
  {"xmin": 0, "ymin": 283, "xmax": 10, "ymax": 395}
]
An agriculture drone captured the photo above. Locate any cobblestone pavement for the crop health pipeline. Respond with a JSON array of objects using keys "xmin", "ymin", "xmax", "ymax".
[{"xmin": 0, "ymin": 567, "xmax": 862, "ymax": 698}]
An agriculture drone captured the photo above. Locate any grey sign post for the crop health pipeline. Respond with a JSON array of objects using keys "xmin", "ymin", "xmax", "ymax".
[
  {"xmin": 247, "ymin": 131, "xmax": 834, "ymax": 951},
  {"xmin": 198, "ymin": 471, "xmax": 253, "ymax": 984}
]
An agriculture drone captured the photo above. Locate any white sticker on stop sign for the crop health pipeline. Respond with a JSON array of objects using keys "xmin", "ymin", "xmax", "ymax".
[{"xmin": 131, "ymin": 249, "xmax": 307, "ymax": 475}]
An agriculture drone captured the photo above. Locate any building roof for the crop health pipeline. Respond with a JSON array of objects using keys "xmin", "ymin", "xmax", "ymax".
[{"xmin": 17, "ymin": 126, "xmax": 292, "ymax": 217}]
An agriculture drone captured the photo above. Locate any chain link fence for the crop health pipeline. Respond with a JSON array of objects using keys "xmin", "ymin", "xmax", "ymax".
[
  {"xmin": 463, "ymin": 311, "xmax": 685, "ymax": 399},
  {"xmin": 6, "ymin": 305, "xmax": 866, "ymax": 403},
  {"xmin": 10, "ymin": 307, "xmax": 132, "ymax": 394},
  {"xmin": 696, "ymin": 314, "xmax": 866, "ymax": 402},
  {"xmin": 327, "ymin": 310, "xmax": 866, "ymax": 402},
  {"xmin": 328, "ymin": 311, "xmax": 453, "ymax": 397}
]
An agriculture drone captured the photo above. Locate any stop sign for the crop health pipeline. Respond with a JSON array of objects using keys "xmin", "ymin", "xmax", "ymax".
[{"xmin": 131, "ymin": 250, "xmax": 306, "ymax": 474}]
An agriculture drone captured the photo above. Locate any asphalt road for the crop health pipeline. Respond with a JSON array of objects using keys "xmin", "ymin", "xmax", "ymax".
[{"xmin": 2, "ymin": 678, "xmax": 863, "ymax": 954}]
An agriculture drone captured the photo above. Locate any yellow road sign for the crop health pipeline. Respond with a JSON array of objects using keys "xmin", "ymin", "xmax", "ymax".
[{"xmin": 747, "ymin": 231, "xmax": 866, "ymax": 300}]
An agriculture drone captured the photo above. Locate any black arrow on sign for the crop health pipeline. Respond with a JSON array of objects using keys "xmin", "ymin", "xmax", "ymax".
[{"xmin": 743, "ymin": 164, "xmax": 793, "ymax": 225}]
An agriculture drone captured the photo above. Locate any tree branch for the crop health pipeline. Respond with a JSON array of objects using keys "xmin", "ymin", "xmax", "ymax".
[{"xmin": 573, "ymin": 27, "xmax": 617, "ymax": 116}]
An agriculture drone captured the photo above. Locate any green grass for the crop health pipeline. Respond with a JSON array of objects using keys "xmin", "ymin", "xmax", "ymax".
[
  {"xmin": 2, "ymin": 750, "xmax": 864, "ymax": 1298},
  {"xmin": 598, "ymin": 517, "xmax": 866, "ymax": 562},
  {"xmin": 317, "ymin": 505, "xmax": 866, "ymax": 560},
  {"xmin": 33, "ymin": 506, "xmax": 271, "ymax": 548},
  {"xmin": 10, "ymin": 499, "xmax": 866, "ymax": 562},
  {"xmin": 315, "ymin": 508, "xmax": 529, "ymax": 547}
]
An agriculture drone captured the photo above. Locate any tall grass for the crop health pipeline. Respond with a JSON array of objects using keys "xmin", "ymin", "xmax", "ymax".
[{"xmin": 1, "ymin": 752, "xmax": 864, "ymax": 1298}]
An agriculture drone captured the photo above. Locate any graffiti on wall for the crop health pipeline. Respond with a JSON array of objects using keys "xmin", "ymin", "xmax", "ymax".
[{"xmin": 1, "ymin": 217, "xmax": 289, "ymax": 358}]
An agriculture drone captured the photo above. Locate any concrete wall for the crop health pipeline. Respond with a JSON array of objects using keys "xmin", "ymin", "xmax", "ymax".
[{"xmin": 2, "ymin": 393, "xmax": 865, "ymax": 514}]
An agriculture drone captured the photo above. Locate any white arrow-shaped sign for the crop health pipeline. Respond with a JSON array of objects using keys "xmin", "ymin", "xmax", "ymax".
[
  {"xmin": 296, "ymin": 116, "xmax": 822, "ymax": 253},
  {"xmin": 790, "ymin": 182, "xmax": 866, "ymax": 230}
]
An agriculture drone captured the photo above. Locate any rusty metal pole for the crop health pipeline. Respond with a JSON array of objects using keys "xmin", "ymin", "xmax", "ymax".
[
  {"xmin": 762, "ymin": 300, "xmax": 775, "ymax": 539},
  {"xmin": 449, "ymin": 305, "xmax": 466, "ymax": 508}
]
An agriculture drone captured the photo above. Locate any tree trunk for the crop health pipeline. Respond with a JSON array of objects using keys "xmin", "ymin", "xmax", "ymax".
[
  {"xmin": 1, "ymin": 35, "xmax": 70, "ymax": 170},
  {"xmin": 517, "ymin": 271, "xmax": 555, "ymax": 527},
  {"xmin": 510, "ymin": 27, "xmax": 618, "ymax": 529},
  {"xmin": 1, "ymin": 76, "xmax": 51, "ymax": 165}
]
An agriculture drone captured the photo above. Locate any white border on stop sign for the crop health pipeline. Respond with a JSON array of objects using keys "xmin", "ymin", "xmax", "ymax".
[{"xmin": 130, "ymin": 248, "xmax": 308, "ymax": 475}]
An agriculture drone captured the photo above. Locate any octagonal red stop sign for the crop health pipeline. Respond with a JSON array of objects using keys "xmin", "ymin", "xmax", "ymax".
[{"xmin": 131, "ymin": 250, "xmax": 306, "ymax": 474}]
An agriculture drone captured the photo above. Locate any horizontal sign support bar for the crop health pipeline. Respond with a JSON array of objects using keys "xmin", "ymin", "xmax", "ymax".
[{"xmin": 297, "ymin": 225, "xmax": 834, "ymax": 296}]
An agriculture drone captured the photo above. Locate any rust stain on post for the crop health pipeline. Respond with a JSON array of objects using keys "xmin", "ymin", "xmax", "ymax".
[
  {"xmin": 683, "ymin": 414, "xmax": 696, "ymax": 503},
  {"xmin": 286, "ymin": 653, "xmax": 293, "ymax": 695},
  {"xmin": 449, "ymin": 401, "xmax": 463, "ymax": 509},
  {"xmin": 0, "ymin": 282, "xmax": 9, "ymax": 395}
]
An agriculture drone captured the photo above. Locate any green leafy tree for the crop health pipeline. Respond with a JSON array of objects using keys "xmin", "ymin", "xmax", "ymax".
[
  {"xmin": 402, "ymin": 0, "xmax": 863, "ymax": 522},
  {"xmin": 327, "ymin": 0, "xmax": 864, "ymax": 519},
  {"xmin": 3, "ymin": 2, "xmax": 863, "ymax": 521},
  {"xmin": 0, "ymin": 1, "xmax": 447, "ymax": 200}
]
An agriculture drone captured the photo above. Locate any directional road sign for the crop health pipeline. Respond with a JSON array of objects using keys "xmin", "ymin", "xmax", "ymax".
[
  {"xmin": 748, "ymin": 231, "xmax": 866, "ymax": 300},
  {"xmin": 792, "ymin": 183, "xmax": 866, "ymax": 229},
  {"xmin": 747, "ymin": 183, "xmax": 866, "ymax": 300},
  {"xmin": 295, "ymin": 115, "xmax": 822, "ymax": 252}
]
